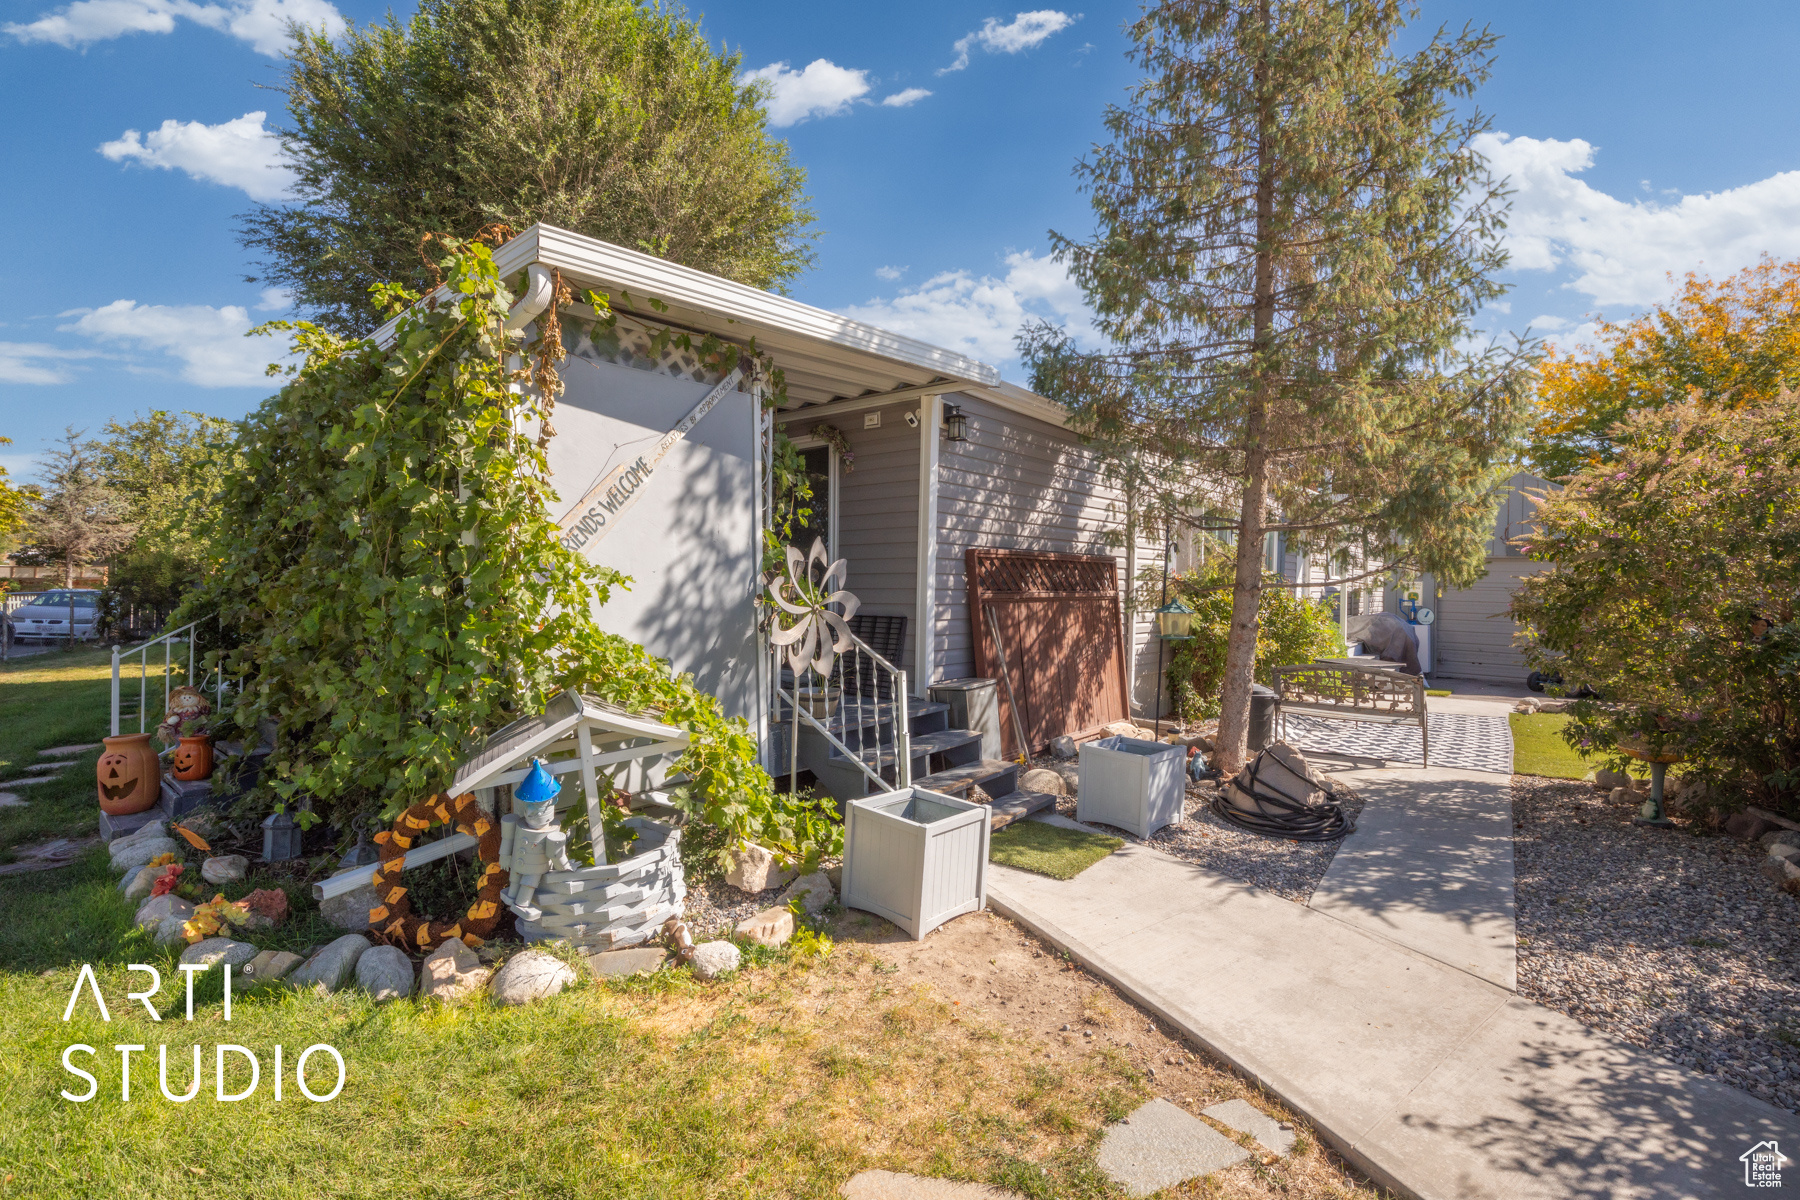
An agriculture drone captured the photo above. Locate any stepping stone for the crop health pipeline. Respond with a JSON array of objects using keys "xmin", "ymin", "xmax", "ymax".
[
  {"xmin": 586, "ymin": 946, "xmax": 670, "ymax": 978},
  {"xmin": 1097, "ymin": 1098, "xmax": 1249, "ymax": 1197},
  {"xmin": 38, "ymin": 743, "xmax": 101, "ymax": 757},
  {"xmin": 0, "ymin": 793, "xmax": 25, "ymax": 808},
  {"xmin": 1201, "ymin": 1098, "xmax": 1296, "ymax": 1156},
  {"xmin": 841, "ymin": 1170, "xmax": 1025, "ymax": 1199}
]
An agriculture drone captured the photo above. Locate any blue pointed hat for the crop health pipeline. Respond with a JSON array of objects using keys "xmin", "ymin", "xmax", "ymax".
[{"xmin": 515, "ymin": 758, "xmax": 561, "ymax": 805}]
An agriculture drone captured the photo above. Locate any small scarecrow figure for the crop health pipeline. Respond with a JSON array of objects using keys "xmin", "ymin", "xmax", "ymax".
[{"xmin": 503, "ymin": 758, "xmax": 570, "ymax": 921}]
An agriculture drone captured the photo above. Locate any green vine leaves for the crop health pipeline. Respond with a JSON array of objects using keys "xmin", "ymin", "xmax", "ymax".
[{"xmin": 187, "ymin": 239, "xmax": 839, "ymax": 865}]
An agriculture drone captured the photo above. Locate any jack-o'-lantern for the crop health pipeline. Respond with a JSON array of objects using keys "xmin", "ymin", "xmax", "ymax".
[
  {"xmin": 96, "ymin": 733, "xmax": 161, "ymax": 815},
  {"xmin": 170, "ymin": 734, "xmax": 214, "ymax": 782}
]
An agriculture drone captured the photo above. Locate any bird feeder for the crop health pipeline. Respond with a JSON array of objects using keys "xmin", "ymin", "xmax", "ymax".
[{"xmin": 1155, "ymin": 599, "xmax": 1195, "ymax": 641}]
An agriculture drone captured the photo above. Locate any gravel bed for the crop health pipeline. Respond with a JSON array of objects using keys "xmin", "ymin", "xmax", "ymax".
[
  {"xmin": 1038, "ymin": 756, "xmax": 1364, "ymax": 904},
  {"xmin": 1513, "ymin": 776, "xmax": 1800, "ymax": 1113},
  {"xmin": 681, "ymin": 876, "xmax": 784, "ymax": 939}
]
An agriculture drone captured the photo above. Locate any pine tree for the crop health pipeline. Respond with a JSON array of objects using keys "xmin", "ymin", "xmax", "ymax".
[{"xmin": 1023, "ymin": 0, "xmax": 1534, "ymax": 773}]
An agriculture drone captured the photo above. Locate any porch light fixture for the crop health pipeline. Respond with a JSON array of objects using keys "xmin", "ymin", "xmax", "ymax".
[
  {"xmin": 943, "ymin": 404, "xmax": 968, "ymax": 442},
  {"xmin": 1155, "ymin": 599, "xmax": 1195, "ymax": 640}
]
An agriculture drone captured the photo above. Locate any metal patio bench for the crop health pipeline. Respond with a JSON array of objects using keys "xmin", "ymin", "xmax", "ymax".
[{"xmin": 1271, "ymin": 661, "xmax": 1430, "ymax": 767}]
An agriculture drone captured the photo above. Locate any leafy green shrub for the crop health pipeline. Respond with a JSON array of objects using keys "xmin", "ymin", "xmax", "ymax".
[
  {"xmin": 1163, "ymin": 571, "xmax": 1340, "ymax": 718},
  {"xmin": 181, "ymin": 238, "xmax": 839, "ymax": 865},
  {"xmin": 1510, "ymin": 394, "xmax": 1800, "ymax": 816}
]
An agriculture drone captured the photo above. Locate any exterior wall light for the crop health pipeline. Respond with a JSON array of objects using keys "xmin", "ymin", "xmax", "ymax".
[{"xmin": 943, "ymin": 403, "xmax": 968, "ymax": 442}]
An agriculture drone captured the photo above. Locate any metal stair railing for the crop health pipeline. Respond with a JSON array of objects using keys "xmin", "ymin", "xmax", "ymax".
[
  {"xmin": 110, "ymin": 614, "xmax": 228, "ymax": 737},
  {"xmin": 774, "ymin": 626, "xmax": 910, "ymax": 794}
]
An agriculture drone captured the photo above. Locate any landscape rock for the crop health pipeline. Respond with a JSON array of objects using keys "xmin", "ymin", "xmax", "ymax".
[
  {"xmin": 175, "ymin": 811, "xmax": 224, "ymax": 840},
  {"xmin": 1050, "ymin": 735, "xmax": 1078, "ymax": 759},
  {"xmin": 585, "ymin": 946, "xmax": 670, "ymax": 979},
  {"xmin": 355, "ymin": 944, "xmax": 416, "ymax": 1002},
  {"xmin": 823, "ymin": 864, "xmax": 843, "ymax": 890},
  {"xmin": 1593, "ymin": 769, "xmax": 1632, "ymax": 791},
  {"xmin": 1514, "ymin": 699, "xmax": 1540, "ymax": 714},
  {"xmin": 111, "ymin": 836, "xmax": 179, "ymax": 875},
  {"xmin": 1759, "ymin": 829, "xmax": 1800, "ymax": 851},
  {"xmin": 421, "ymin": 938, "xmax": 490, "ymax": 1002},
  {"xmin": 120, "ymin": 865, "xmax": 161, "ymax": 900},
  {"xmin": 688, "ymin": 940, "xmax": 741, "ymax": 980},
  {"xmin": 288, "ymin": 933, "xmax": 372, "ymax": 993},
  {"xmin": 1769, "ymin": 842, "xmax": 1800, "ymax": 866},
  {"xmin": 490, "ymin": 948, "xmax": 577, "ymax": 1005},
  {"xmin": 1101, "ymin": 720, "xmax": 1157, "ymax": 740},
  {"xmin": 1725, "ymin": 812, "xmax": 1774, "ymax": 841},
  {"xmin": 201, "ymin": 854, "xmax": 249, "ymax": 885},
  {"xmin": 238, "ymin": 950, "xmax": 303, "ymax": 990},
  {"xmin": 134, "ymin": 893, "xmax": 194, "ymax": 931},
  {"xmin": 724, "ymin": 842, "xmax": 795, "ymax": 894},
  {"xmin": 179, "ymin": 938, "xmax": 259, "ymax": 969},
  {"xmin": 1019, "ymin": 768, "xmax": 1067, "ymax": 797},
  {"xmin": 736, "ymin": 906, "xmax": 795, "ymax": 947},
  {"xmin": 1609, "ymin": 787, "xmax": 1632, "ymax": 805},
  {"xmin": 318, "ymin": 882, "xmax": 379, "ymax": 932},
  {"xmin": 242, "ymin": 888, "xmax": 289, "ymax": 923},
  {"xmin": 110, "ymin": 819, "xmax": 167, "ymax": 849},
  {"xmin": 1761, "ymin": 855, "xmax": 1800, "ymax": 893},
  {"xmin": 776, "ymin": 870, "xmax": 836, "ymax": 915},
  {"xmin": 153, "ymin": 916, "xmax": 190, "ymax": 947}
]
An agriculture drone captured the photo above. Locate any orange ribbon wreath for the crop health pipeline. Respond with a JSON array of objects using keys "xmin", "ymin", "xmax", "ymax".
[{"xmin": 369, "ymin": 791, "xmax": 508, "ymax": 952}]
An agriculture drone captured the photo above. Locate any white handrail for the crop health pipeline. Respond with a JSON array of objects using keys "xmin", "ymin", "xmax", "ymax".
[
  {"xmin": 775, "ymin": 626, "xmax": 911, "ymax": 794},
  {"xmin": 109, "ymin": 614, "xmax": 226, "ymax": 738}
]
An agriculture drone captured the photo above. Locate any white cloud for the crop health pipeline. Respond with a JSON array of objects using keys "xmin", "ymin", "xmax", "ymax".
[
  {"xmin": 256, "ymin": 287, "xmax": 292, "ymax": 311},
  {"xmin": 842, "ymin": 249, "xmax": 1093, "ymax": 366},
  {"xmin": 740, "ymin": 59, "xmax": 871, "ymax": 128},
  {"xmin": 1479, "ymin": 131, "xmax": 1800, "ymax": 308},
  {"xmin": 0, "ymin": 342, "xmax": 105, "ymax": 385},
  {"xmin": 881, "ymin": 87, "xmax": 932, "ymax": 108},
  {"xmin": 5, "ymin": 0, "xmax": 344, "ymax": 56},
  {"xmin": 941, "ymin": 10, "xmax": 1078, "ymax": 74},
  {"xmin": 100, "ymin": 110, "xmax": 294, "ymax": 202},
  {"xmin": 874, "ymin": 265, "xmax": 907, "ymax": 281},
  {"xmin": 59, "ymin": 300, "xmax": 292, "ymax": 386}
]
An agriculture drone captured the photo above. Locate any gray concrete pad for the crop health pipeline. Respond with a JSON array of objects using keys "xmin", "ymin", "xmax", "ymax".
[
  {"xmin": 840, "ymin": 1170, "xmax": 1023, "ymax": 1199},
  {"xmin": 1202, "ymin": 1098, "xmax": 1295, "ymax": 1156},
  {"xmin": 986, "ymin": 838, "xmax": 1794, "ymax": 1199},
  {"xmin": 1310, "ymin": 766, "xmax": 1518, "ymax": 989},
  {"xmin": 1097, "ymin": 1098, "xmax": 1248, "ymax": 1196}
]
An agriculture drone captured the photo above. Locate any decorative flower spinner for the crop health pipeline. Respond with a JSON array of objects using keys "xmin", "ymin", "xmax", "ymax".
[{"xmin": 766, "ymin": 537, "xmax": 860, "ymax": 680}]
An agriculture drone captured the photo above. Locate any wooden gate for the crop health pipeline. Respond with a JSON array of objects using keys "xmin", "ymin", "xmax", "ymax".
[{"xmin": 968, "ymin": 549, "xmax": 1130, "ymax": 757}]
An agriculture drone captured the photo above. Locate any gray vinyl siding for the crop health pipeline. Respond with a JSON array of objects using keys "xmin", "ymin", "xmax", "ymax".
[
  {"xmin": 778, "ymin": 404, "xmax": 920, "ymax": 668},
  {"xmin": 930, "ymin": 393, "xmax": 1167, "ymax": 717}
]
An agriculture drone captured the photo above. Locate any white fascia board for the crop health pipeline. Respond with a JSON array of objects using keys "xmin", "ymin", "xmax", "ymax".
[{"xmin": 525, "ymin": 224, "xmax": 1000, "ymax": 387}]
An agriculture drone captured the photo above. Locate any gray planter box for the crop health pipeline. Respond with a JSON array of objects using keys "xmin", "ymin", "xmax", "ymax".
[
  {"xmin": 842, "ymin": 786, "xmax": 990, "ymax": 940},
  {"xmin": 1077, "ymin": 735, "xmax": 1187, "ymax": 838}
]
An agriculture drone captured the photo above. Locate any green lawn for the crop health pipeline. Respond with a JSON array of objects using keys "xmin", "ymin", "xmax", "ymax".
[
  {"xmin": 990, "ymin": 821, "xmax": 1123, "ymax": 880},
  {"xmin": 1509, "ymin": 712, "xmax": 1601, "ymax": 780}
]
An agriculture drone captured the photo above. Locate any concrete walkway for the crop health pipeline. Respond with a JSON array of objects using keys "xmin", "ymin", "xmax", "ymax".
[
  {"xmin": 1310, "ymin": 767, "xmax": 1518, "ymax": 990},
  {"xmin": 988, "ymin": 830, "xmax": 1794, "ymax": 1198}
]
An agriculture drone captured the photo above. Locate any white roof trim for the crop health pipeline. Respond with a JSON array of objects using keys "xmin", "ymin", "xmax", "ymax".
[{"xmin": 375, "ymin": 223, "xmax": 1002, "ymax": 390}]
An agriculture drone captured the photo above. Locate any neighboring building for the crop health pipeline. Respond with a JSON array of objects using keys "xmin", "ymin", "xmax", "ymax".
[
  {"xmin": 379, "ymin": 225, "xmax": 1166, "ymax": 769},
  {"xmin": 1424, "ymin": 471, "xmax": 1558, "ymax": 684}
]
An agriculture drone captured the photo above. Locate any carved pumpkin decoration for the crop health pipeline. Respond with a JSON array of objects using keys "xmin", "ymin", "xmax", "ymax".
[
  {"xmin": 170, "ymin": 734, "xmax": 214, "ymax": 782},
  {"xmin": 96, "ymin": 733, "xmax": 161, "ymax": 815}
]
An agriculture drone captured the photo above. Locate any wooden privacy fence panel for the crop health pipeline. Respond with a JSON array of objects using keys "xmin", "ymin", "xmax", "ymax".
[{"xmin": 967, "ymin": 549, "xmax": 1130, "ymax": 757}]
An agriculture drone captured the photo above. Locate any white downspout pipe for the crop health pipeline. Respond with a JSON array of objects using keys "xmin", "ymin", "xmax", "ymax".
[{"xmin": 504, "ymin": 263, "xmax": 556, "ymax": 335}]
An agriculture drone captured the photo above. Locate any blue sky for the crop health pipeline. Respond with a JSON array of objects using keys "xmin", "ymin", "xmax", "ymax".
[{"xmin": 4, "ymin": 0, "xmax": 1800, "ymax": 482}]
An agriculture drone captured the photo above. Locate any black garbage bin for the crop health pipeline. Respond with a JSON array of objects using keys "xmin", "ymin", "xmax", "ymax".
[{"xmin": 1248, "ymin": 683, "xmax": 1278, "ymax": 752}]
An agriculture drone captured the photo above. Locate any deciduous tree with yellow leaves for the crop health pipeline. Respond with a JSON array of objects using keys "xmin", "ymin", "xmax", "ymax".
[{"xmin": 1528, "ymin": 256, "xmax": 1800, "ymax": 478}]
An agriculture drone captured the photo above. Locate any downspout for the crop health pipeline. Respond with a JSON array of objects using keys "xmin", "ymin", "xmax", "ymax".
[{"xmin": 504, "ymin": 264, "xmax": 556, "ymax": 334}]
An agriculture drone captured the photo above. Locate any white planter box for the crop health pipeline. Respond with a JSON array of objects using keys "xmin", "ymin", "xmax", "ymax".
[
  {"xmin": 842, "ymin": 786, "xmax": 990, "ymax": 940},
  {"xmin": 1077, "ymin": 736, "xmax": 1187, "ymax": 838}
]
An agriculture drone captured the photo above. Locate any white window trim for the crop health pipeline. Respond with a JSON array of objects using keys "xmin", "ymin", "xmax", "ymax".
[{"xmin": 784, "ymin": 434, "xmax": 840, "ymax": 554}]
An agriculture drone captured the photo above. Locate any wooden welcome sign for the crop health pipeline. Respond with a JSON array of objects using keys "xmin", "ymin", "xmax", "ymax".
[{"xmin": 555, "ymin": 367, "xmax": 743, "ymax": 554}]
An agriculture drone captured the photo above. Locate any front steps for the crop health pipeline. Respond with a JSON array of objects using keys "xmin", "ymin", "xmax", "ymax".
[{"xmin": 784, "ymin": 694, "xmax": 1056, "ymax": 831}]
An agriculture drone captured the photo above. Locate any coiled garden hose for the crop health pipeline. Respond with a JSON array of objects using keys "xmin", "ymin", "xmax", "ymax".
[{"xmin": 1208, "ymin": 753, "xmax": 1356, "ymax": 842}]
